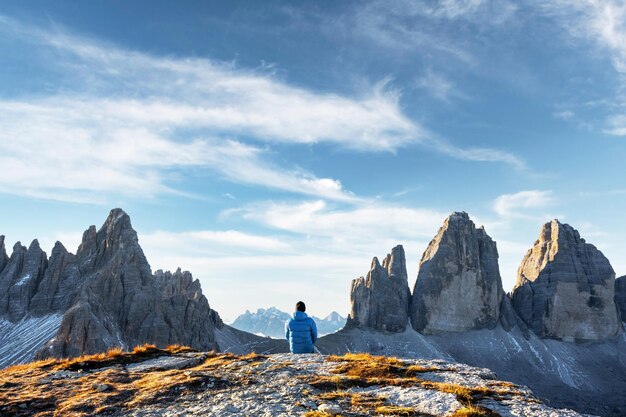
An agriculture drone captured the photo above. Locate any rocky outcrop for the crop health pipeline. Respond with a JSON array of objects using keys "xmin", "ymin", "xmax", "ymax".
[
  {"xmin": 0, "ymin": 350, "xmax": 588, "ymax": 417},
  {"xmin": 347, "ymin": 245, "xmax": 411, "ymax": 332},
  {"xmin": 29, "ymin": 242, "xmax": 78, "ymax": 316},
  {"xmin": 410, "ymin": 212, "xmax": 503, "ymax": 333},
  {"xmin": 35, "ymin": 209, "xmax": 219, "ymax": 359},
  {"xmin": 0, "ymin": 209, "xmax": 225, "ymax": 366},
  {"xmin": 0, "ymin": 236, "xmax": 8, "ymax": 273},
  {"xmin": 0, "ymin": 240, "xmax": 48, "ymax": 321},
  {"xmin": 614, "ymin": 275, "xmax": 625, "ymax": 322},
  {"xmin": 511, "ymin": 220, "xmax": 621, "ymax": 341}
]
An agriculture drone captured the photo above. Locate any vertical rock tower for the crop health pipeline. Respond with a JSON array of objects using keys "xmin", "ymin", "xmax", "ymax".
[
  {"xmin": 347, "ymin": 245, "xmax": 411, "ymax": 332},
  {"xmin": 511, "ymin": 220, "xmax": 621, "ymax": 341},
  {"xmin": 36, "ymin": 209, "xmax": 220, "ymax": 358},
  {"xmin": 410, "ymin": 212, "xmax": 503, "ymax": 333},
  {"xmin": 616, "ymin": 276, "xmax": 626, "ymax": 323}
]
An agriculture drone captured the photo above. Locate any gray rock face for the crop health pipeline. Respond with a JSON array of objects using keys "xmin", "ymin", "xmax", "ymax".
[
  {"xmin": 410, "ymin": 212, "xmax": 503, "ymax": 334},
  {"xmin": 347, "ymin": 245, "xmax": 410, "ymax": 332},
  {"xmin": 36, "ymin": 209, "xmax": 220, "ymax": 359},
  {"xmin": 511, "ymin": 220, "xmax": 621, "ymax": 341},
  {"xmin": 0, "ymin": 240, "xmax": 48, "ymax": 321},
  {"xmin": 0, "ymin": 235, "xmax": 9, "ymax": 273},
  {"xmin": 0, "ymin": 209, "xmax": 225, "ymax": 366},
  {"xmin": 29, "ymin": 242, "xmax": 78, "ymax": 316},
  {"xmin": 617, "ymin": 276, "xmax": 626, "ymax": 322}
]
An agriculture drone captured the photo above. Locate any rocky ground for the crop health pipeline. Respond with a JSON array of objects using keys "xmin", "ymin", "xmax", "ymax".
[{"xmin": 0, "ymin": 346, "xmax": 591, "ymax": 417}]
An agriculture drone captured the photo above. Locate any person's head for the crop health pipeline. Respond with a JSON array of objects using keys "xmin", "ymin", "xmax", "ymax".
[{"xmin": 296, "ymin": 301, "xmax": 306, "ymax": 312}]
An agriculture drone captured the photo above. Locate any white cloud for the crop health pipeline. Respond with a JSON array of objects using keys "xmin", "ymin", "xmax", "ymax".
[
  {"xmin": 554, "ymin": 110, "xmax": 575, "ymax": 120},
  {"xmin": 141, "ymin": 230, "xmax": 292, "ymax": 254},
  {"xmin": 0, "ymin": 16, "xmax": 526, "ymax": 204},
  {"xmin": 348, "ymin": 0, "xmax": 517, "ymax": 62},
  {"xmin": 0, "ymin": 102, "xmax": 357, "ymax": 202},
  {"xmin": 493, "ymin": 190, "xmax": 555, "ymax": 218},
  {"xmin": 415, "ymin": 70, "xmax": 468, "ymax": 102},
  {"xmin": 540, "ymin": 1, "xmax": 626, "ymax": 135},
  {"xmin": 237, "ymin": 200, "xmax": 447, "ymax": 243},
  {"xmin": 144, "ymin": 201, "xmax": 451, "ymax": 319}
]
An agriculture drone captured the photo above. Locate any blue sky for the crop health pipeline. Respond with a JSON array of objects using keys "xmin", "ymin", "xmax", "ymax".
[{"xmin": 1, "ymin": 1, "xmax": 625, "ymax": 321}]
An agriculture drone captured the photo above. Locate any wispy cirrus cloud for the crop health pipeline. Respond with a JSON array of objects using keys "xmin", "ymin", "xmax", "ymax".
[
  {"xmin": 539, "ymin": 1, "xmax": 626, "ymax": 135},
  {"xmin": 0, "ymin": 100, "xmax": 357, "ymax": 203},
  {"xmin": 0, "ymin": 15, "xmax": 527, "ymax": 204},
  {"xmin": 493, "ymin": 190, "xmax": 555, "ymax": 219}
]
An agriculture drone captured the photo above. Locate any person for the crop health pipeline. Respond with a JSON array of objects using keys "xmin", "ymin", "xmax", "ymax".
[{"xmin": 285, "ymin": 301, "xmax": 318, "ymax": 354}]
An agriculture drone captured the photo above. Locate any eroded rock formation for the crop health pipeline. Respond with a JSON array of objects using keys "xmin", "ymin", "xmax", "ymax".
[
  {"xmin": 0, "ymin": 209, "xmax": 222, "ymax": 365},
  {"xmin": 511, "ymin": 220, "xmax": 621, "ymax": 341},
  {"xmin": 613, "ymin": 275, "xmax": 625, "ymax": 322},
  {"xmin": 347, "ymin": 245, "xmax": 411, "ymax": 332},
  {"xmin": 410, "ymin": 212, "xmax": 503, "ymax": 333}
]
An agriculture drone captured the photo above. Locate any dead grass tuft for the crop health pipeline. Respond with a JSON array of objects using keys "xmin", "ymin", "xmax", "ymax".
[
  {"xmin": 375, "ymin": 405, "xmax": 420, "ymax": 416},
  {"xmin": 0, "ymin": 350, "xmax": 246, "ymax": 416},
  {"xmin": 132, "ymin": 343, "xmax": 158, "ymax": 354},
  {"xmin": 450, "ymin": 405, "xmax": 501, "ymax": 417},
  {"xmin": 165, "ymin": 344, "xmax": 195, "ymax": 354},
  {"xmin": 406, "ymin": 364, "xmax": 442, "ymax": 373}
]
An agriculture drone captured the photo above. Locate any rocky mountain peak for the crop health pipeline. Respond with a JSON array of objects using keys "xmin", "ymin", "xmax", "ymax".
[
  {"xmin": 51, "ymin": 241, "xmax": 68, "ymax": 256},
  {"xmin": 348, "ymin": 245, "xmax": 410, "ymax": 332},
  {"xmin": 616, "ymin": 275, "xmax": 626, "ymax": 322},
  {"xmin": 0, "ymin": 238, "xmax": 48, "ymax": 321},
  {"xmin": 411, "ymin": 212, "xmax": 503, "ymax": 333},
  {"xmin": 511, "ymin": 220, "xmax": 620, "ymax": 341},
  {"xmin": 11, "ymin": 241, "xmax": 26, "ymax": 254},
  {"xmin": 382, "ymin": 244, "xmax": 406, "ymax": 280},
  {"xmin": 0, "ymin": 235, "xmax": 8, "ymax": 273},
  {"xmin": 28, "ymin": 239, "xmax": 41, "ymax": 251}
]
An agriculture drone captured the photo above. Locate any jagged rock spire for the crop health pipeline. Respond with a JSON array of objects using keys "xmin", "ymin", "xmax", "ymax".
[
  {"xmin": 0, "ymin": 240, "xmax": 48, "ymax": 321},
  {"xmin": 511, "ymin": 220, "xmax": 621, "ymax": 341},
  {"xmin": 348, "ymin": 245, "xmax": 411, "ymax": 332},
  {"xmin": 616, "ymin": 276, "xmax": 626, "ymax": 323},
  {"xmin": 410, "ymin": 212, "xmax": 503, "ymax": 334},
  {"xmin": 0, "ymin": 235, "xmax": 8, "ymax": 274}
]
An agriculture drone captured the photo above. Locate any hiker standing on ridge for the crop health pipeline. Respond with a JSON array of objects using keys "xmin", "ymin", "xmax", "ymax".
[{"xmin": 285, "ymin": 301, "xmax": 318, "ymax": 354}]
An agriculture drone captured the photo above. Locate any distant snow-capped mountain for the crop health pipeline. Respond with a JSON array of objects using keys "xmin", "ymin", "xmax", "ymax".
[{"xmin": 230, "ymin": 307, "xmax": 346, "ymax": 338}]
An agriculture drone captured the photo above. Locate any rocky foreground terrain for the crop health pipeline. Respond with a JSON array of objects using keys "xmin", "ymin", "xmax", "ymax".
[{"xmin": 0, "ymin": 346, "xmax": 589, "ymax": 417}]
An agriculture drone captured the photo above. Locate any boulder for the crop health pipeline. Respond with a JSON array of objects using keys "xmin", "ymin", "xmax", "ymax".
[
  {"xmin": 511, "ymin": 220, "xmax": 621, "ymax": 341},
  {"xmin": 347, "ymin": 245, "xmax": 411, "ymax": 332},
  {"xmin": 410, "ymin": 212, "xmax": 503, "ymax": 333}
]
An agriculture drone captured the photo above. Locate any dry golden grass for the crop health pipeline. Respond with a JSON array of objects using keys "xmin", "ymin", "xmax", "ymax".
[
  {"xmin": 302, "ymin": 412, "xmax": 338, "ymax": 417},
  {"xmin": 0, "ymin": 346, "xmax": 243, "ymax": 416},
  {"xmin": 375, "ymin": 405, "xmax": 419, "ymax": 416},
  {"xmin": 450, "ymin": 405, "xmax": 501, "ymax": 416},
  {"xmin": 314, "ymin": 390, "xmax": 386, "ymax": 410},
  {"xmin": 312, "ymin": 353, "xmax": 508, "ymax": 417},
  {"xmin": 420, "ymin": 381, "xmax": 475, "ymax": 403},
  {"xmin": 406, "ymin": 364, "xmax": 442, "ymax": 373},
  {"xmin": 132, "ymin": 343, "xmax": 158, "ymax": 354},
  {"xmin": 327, "ymin": 352, "xmax": 404, "ymax": 365}
]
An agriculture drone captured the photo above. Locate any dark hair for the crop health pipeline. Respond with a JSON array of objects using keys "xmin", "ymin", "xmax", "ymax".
[{"xmin": 296, "ymin": 301, "xmax": 306, "ymax": 312}]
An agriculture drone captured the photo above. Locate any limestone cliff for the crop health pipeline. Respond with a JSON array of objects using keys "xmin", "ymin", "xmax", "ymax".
[
  {"xmin": 410, "ymin": 212, "xmax": 503, "ymax": 333},
  {"xmin": 347, "ymin": 245, "xmax": 411, "ymax": 332},
  {"xmin": 511, "ymin": 220, "xmax": 621, "ymax": 341}
]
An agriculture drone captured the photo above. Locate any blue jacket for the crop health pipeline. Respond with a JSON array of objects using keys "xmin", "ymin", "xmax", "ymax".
[{"xmin": 285, "ymin": 311, "xmax": 318, "ymax": 353}]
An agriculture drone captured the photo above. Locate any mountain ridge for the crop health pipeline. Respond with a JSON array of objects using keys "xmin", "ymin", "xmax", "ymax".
[{"xmin": 230, "ymin": 306, "xmax": 346, "ymax": 338}]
